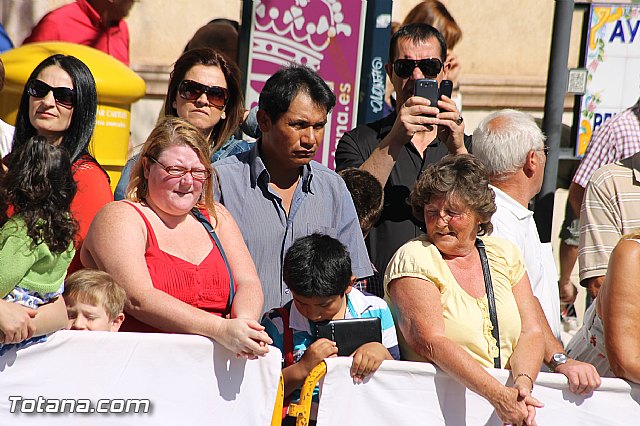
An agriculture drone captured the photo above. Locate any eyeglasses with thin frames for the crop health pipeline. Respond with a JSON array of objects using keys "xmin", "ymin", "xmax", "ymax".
[
  {"xmin": 147, "ymin": 156, "xmax": 211, "ymax": 181},
  {"xmin": 423, "ymin": 206, "xmax": 467, "ymax": 223},
  {"xmin": 537, "ymin": 145, "xmax": 550, "ymax": 157}
]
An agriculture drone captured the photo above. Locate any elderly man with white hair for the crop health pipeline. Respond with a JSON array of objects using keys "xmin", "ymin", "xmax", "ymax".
[{"xmin": 473, "ymin": 109, "xmax": 600, "ymax": 394}]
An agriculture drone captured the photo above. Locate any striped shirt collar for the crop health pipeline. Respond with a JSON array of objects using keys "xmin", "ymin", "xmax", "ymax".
[{"xmin": 613, "ymin": 151, "xmax": 640, "ymax": 184}]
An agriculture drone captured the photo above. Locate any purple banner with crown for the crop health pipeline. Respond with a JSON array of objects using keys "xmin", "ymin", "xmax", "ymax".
[{"xmin": 245, "ymin": 0, "xmax": 367, "ymax": 170}]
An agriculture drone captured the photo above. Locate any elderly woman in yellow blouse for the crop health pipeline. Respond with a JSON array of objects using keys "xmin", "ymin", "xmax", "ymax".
[{"xmin": 385, "ymin": 155, "xmax": 545, "ymax": 426}]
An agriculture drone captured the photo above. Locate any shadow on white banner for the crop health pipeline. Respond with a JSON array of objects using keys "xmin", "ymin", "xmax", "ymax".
[
  {"xmin": 0, "ymin": 330, "xmax": 281, "ymax": 425},
  {"xmin": 316, "ymin": 357, "xmax": 640, "ymax": 426},
  {"xmin": 3, "ymin": 331, "xmax": 639, "ymax": 425}
]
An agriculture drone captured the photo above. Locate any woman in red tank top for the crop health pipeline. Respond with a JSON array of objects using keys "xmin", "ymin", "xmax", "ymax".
[{"xmin": 81, "ymin": 117, "xmax": 271, "ymax": 359}]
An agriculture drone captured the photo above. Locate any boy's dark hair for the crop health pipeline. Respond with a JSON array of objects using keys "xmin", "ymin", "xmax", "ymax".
[
  {"xmin": 283, "ymin": 233, "xmax": 352, "ymax": 298},
  {"xmin": 339, "ymin": 168, "xmax": 384, "ymax": 235},
  {"xmin": 0, "ymin": 136, "xmax": 78, "ymax": 253}
]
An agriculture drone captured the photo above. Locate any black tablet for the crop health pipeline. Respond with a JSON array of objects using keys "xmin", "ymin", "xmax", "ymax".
[{"xmin": 315, "ymin": 317, "xmax": 382, "ymax": 356}]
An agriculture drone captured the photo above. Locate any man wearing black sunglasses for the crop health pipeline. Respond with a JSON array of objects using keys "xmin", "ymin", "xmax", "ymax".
[{"xmin": 336, "ymin": 23, "xmax": 471, "ymax": 279}]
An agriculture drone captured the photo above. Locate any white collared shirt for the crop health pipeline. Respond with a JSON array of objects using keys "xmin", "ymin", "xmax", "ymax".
[{"xmin": 490, "ymin": 185, "xmax": 562, "ymax": 339}]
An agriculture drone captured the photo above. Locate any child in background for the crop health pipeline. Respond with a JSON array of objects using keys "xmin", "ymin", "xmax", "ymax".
[
  {"xmin": 0, "ymin": 136, "xmax": 77, "ymax": 353},
  {"xmin": 338, "ymin": 168, "xmax": 385, "ymax": 298},
  {"xmin": 64, "ymin": 269, "xmax": 126, "ymax": 332},
  {"xmin": 262, "ymin": 233, "xmax": 399, "ymax": 424}
]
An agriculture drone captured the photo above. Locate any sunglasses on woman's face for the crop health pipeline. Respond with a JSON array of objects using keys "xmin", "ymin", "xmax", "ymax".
[
  {"xmin": 27, "ymin": 79, "xmax": 76, "ymax": 107},
  {"xmin": 178, "ymin": 80, "xmax": 228, "ymax": 109},
  {"xmin": 393, "ymin": 58, "xmax": 443, "ymax": 79}
]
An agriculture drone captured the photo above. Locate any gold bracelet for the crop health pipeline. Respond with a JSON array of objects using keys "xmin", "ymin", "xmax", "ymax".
[{"xmin": 515, "ymin": 373, "xmax": 534, "ymax": 390}]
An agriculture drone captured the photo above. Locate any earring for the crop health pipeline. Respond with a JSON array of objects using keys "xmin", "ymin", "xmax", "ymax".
[{"xmin": 220, "ymin": 111, "xmax": 226, "ymax": 120}]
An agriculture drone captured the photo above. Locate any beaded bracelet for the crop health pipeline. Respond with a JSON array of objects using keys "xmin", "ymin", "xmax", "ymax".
[{"xmin": 515, "ymin": 373, "xmax": 534, "ymax": 391}]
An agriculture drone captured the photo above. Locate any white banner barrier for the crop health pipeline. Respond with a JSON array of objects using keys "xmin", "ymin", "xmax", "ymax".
[
  {"xmin": 317, "ymin": 358, "xmax": 640, "ymax": 425},
  {"xmin": 0, "ymin": 330, "xmax": 281, "ymax": 425}
]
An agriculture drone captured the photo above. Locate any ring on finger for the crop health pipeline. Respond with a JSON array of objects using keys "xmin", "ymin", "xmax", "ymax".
[{"xmin": 455, "ymin": 115, "xmax": 463, "ymax": 125}]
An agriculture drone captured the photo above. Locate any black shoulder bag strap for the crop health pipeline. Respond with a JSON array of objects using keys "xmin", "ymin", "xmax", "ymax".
[
  {"xmin": 191, "ymin": 208, "xmax": 235, "ymax": 315},
  {"xmin": 475, "ymin": 238, "xmax": 501, "ymax": 369}
]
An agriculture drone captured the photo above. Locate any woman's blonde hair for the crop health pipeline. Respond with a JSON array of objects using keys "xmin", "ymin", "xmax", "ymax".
[{"xmin": 126, "ymin": 117, "xmax": 218, "ymax": 221}]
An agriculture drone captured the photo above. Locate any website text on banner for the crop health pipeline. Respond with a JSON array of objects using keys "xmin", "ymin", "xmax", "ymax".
[{"xmin": 0, "ymin": 330, "xmax": 281, "ymax": 426}]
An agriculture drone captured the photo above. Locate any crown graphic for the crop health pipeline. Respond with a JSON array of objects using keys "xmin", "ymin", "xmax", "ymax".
[{"xmin": 252, "ymin": 0, "xmax": 353, "ymax": 69}]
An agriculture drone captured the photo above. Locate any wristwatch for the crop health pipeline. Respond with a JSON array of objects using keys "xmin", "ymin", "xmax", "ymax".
[{"xmin": 547, "ymin": 352, "xmax": 568, "ymax": 372}]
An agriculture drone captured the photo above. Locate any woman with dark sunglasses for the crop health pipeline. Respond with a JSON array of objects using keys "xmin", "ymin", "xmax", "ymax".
[
  {"xmin": 5, "ymin": 54, "xmax": 112, "ymax": 274},
  {"xmin": 114, "ymin": 48, "xmax": 252, "ymax": 200}
]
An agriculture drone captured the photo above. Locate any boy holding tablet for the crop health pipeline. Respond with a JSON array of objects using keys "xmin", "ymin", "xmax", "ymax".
[{"xmin": 262, "ymin": 234, "xmax": 399, "ymax": 423}]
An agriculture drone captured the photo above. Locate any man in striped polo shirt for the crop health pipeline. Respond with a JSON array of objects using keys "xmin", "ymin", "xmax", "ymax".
[{"xmin": 579, "ymin": 152, "xmax": 640, "ymax": 298}]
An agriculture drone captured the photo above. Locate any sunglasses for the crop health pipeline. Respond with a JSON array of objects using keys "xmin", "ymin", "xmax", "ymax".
[
  {"xmin": 178, "ymin": 80, "xmax": 228, "ymax": 109},
  {"xmin": 27, "ymin": 79, "xmax": 76, "ymax": 107},
  {"xmin": 393, "ymin": 58, "xmax": 443, "ymax": 79},
  {"xmin": 148, "ymin": 156, "xmax": 211, "ymax": 181}
]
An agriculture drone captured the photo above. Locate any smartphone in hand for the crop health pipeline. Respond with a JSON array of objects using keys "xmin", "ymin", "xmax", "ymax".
[
  {"xmin": 439, "ymin": 79, "xmax": 453, "ymax": 100},
  {"xmin": 414, "ymin": 78, "xmax": 439, "ymax": 116},
  {"xmin": 437, "ymin": 80, "xmax": 454, "ymax": 113}
]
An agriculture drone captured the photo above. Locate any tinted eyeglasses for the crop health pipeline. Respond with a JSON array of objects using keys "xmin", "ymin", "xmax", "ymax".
[
  {"xmin": 423, "ymin": 206, "xmax": 467, "ymax": 223},
  {"xmin": 393, "ymin": 58, "xmax": 443, "ymax": 79},
  {"xmin": 178, "ymin": 80, "xmax": 228, "ymax": 109},
  {"xmin": 27, "ymin": 79, "xmax": 76, "ymax": 107},
  {"xmin": 148, "ymin": 156, "xmax": 211, "ymax": 181}
]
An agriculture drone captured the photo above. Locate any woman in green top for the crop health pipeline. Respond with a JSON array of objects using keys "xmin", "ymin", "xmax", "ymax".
[{"xmin": 0, "ymin": 136, "xmax": 76, "ymax": 353}]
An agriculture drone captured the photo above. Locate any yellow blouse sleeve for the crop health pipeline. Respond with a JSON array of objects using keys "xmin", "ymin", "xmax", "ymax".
[
  {"xmin": 384, "ymin": 235, "xmax": 450, "ymax": 292},
  {"xmin": 482, "ymin": 236, "xmax": 526, "ymax": 287}
]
